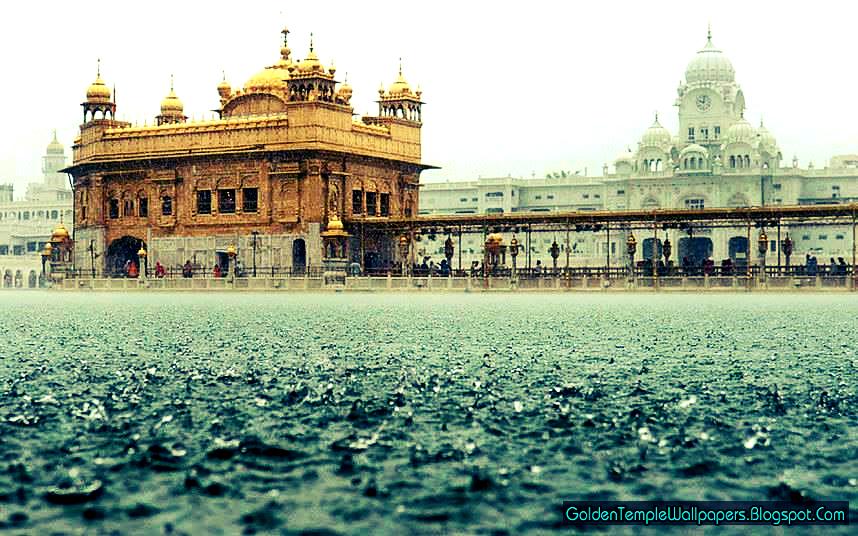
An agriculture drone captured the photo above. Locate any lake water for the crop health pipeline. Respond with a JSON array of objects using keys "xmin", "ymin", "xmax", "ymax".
[{"xmin": 1, "ymin": 291, "xmax": 857, "ymax": 535}]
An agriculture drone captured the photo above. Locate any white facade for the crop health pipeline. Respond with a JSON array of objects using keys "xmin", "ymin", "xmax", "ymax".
[
  {"xmin": 0, "ymin": 132, "xmax": 74, "ymax": 287},
  {"xmin": 419, "ymin": 31, "xmax": 857, "ymax": 272}
]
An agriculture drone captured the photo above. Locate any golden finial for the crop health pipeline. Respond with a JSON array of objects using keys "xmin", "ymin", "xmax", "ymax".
[
  {"xmin": 97, "ymin": 58, "xmax": 101, "ymax": 77},
  {"xmin": 707, "ymin": 23, "xmax": 711, "ymax": 41},
  {"xmin": 398, "ymin": 57, "xmax": 402, "ymax": 76},
  {"xmin": 309, "ymin": 32, "xmax": 314, "ymax": 52},
  {"xmin": 170, "ymin": 73, "xmax": 174, "ymax": 92}
]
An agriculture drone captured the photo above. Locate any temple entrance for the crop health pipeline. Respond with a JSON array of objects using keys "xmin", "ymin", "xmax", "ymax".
[
  {"xmin": 106, "ymin": 236, "xmax": 146, "ymax": 277},
  {"xmin": 677, "ymin": 237, "xmax": 713, "ymax": 268},
  {"xmin": 729, "ymin": 236, "xmax": 750, "ymax": 274},
  {"xmin": 292, "ymin": 239, "xmax": 306, "ymax": 274}
]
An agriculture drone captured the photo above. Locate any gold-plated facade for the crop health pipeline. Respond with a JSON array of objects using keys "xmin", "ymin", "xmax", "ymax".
[{"xmin": 64, "ymin": 25, "xmax": 434, "ymax": 276}]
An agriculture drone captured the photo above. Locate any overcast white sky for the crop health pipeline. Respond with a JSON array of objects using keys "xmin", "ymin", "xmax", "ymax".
[{"xmin": 2, "ymin": 0, "xmax": 856, "ymax": 196}]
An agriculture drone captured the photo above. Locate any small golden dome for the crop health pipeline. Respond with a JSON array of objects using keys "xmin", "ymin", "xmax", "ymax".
[
  {"xmin": 327, "ymin": 218, "xmax": 344, "ymax": 232},
  {"xmin": 388, "ymin": 61, "xmax": 411, "ymax": 96},
  {"xmin": 298, "ymin": 51, "xmax": 323, "ymax": 73},
  {"xmin": 86, "ymin": 75, "xmax": 111, "ymax": 103},
  {"xmin": 217, "ymin": 72, "xmax": 232, "ymax": 98},
  {"xmin": 160, "ymin": 90, "xmax": 183, "ymax": 115},
  {"xmin": 338, "ymin": 73, "xmax": 352, "ymax": 97},
  {"xmin": 51, "ymin": 224, "xmax": 69, "ymax": 242}
]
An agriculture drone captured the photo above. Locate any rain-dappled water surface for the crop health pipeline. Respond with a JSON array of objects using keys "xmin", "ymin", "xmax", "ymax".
[{"xmin": 2, "ymin": 291, "xmax": 858, "ymax": 535}]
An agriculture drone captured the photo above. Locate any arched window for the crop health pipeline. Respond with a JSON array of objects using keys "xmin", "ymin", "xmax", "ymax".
[
  {"xmin": 745, "ymin": 155, "xmax": 750, "ymax": 167},
  {"xmin": 730, "ymin": 155, "xmax": 736, "ymax": 168},
  {"xmin": 162, "ymin": 196, "xmax": 172, "ymax": 216}
]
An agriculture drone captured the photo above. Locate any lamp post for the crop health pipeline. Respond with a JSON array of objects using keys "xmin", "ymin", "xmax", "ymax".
[
  {"xmin": 251, "ymin": 231, "xmax": 259, "ymax": 277},
  {"xmin": 758, "ymin": 229, "xmax": 768, "ymax": 284},
  {"xmin": 509, "ymin": 235, "xmax": 519, "ymax": 282},
  {"xmin": 626, "ymin": 233, "xmax": 637, "ymax": 278},
  {"xmin": 226, "ymin": 243, "xmax": 237, "ymax": 283},
  {"xmin": 444, "ymin": 235, "xmax": 454, "ymax": 276},
  {"xmin": 663, "ymin": 237, "xmax": 671, "ymax": 276},
  {"xmin": 41, "ymin": 243, "xmax": 52, "ymax": 281},
  {"xmin": 781, "ymin": 234, "xmax": 793, "ymax": 274},
  {"xmin": 399, "ymin": 234, "xmax": 409, "ymax": 277},
  {"xmin": 550, "ymin": 240, "xmax": 560, "ymax": 274},
  {"xmin": 137, "ymin": 246, "xmax": 147, "ymax": 282}
]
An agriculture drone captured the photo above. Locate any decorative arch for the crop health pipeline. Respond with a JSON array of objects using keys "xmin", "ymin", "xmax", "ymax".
[{"xmin": 106, "ymin": 236, "xmax": 146, "ymax": 277}]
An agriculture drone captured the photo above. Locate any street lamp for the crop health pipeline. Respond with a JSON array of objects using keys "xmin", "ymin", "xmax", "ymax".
[
  {"xmin": 626, "ymin": 233, "xmax": 637, "ymax": 277},
  {"xmin": 41, "ymin": 243, "xmax": 52, "ymax": 279},
  {"xmin": 663, "ymin": 238, "xmax": 671, "ymax": 275},
  {"xmin": 251, "ymin": 231, "xmax": 259, "ymax": 277},
  {"xmin": 444, "ymin": 235, "xmax": 454, "ymax": 276},
  {"xmin": 226, "ymin": 242, "xmax": 237, "ymax": 282},
  {"xmin": 781, "ymin": 234, "xmax": 793, "ymax": 273},
  {"xmin": 509, "ymin": 235, "xmax": 519, "ymax": 281},
  {"xmin": 137, "ymin": 246, "xmax": 147, "ymax": 281},
  {"xmin": 550, "ymin": 240, "xmax": 560, "ymax": 273},
  {"xmin": 758, "ymin": 230, "xmax": 768, "ymax": 281},
  {"xmin": 399, "ymin": 234, "xmax": 409, "ymax": 277}
]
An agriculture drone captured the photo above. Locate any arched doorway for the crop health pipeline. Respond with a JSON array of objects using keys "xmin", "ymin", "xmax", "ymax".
[
  {"xmin": 28, "ymin": 270, "xmax": 37, "ymax": 288},
  {"xmin": 292, "ymin": 239, "xmax": 306, "ymax": 275},
  {"xmin": 106, "ymin": 236, "xmax": 146, "ymax": 277},
  {"xmin": 729, "ymin": 237, "xmax": 750, "ymax": 274},
  {"xmin": 677, "ymin": 237, "xmax": 713, "ymax": 269}
]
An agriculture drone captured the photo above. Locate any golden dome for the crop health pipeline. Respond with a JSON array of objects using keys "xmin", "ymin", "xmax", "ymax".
[
  {"xmin": 388, "ymin": 61, "xmax": 411, "ymax": 96},
  {"xmin": 338, "ymin": 73, "xmax": 353, "ymax": 98},
  {"xmin": 243, "ymin": 27, "xmax": 293, "ymax": 92},
  {"xmin": 86, "ymin": 76, "xmax": 111, "ymax": 103},
  {"xmin": 217, "ymin": 72, "xmax": 232, "ymax": 98},
  {"xmin": 51, "ymin": 224, "xmax": 69, "ymax": 242},
  {"xmin": 160, "ymin": 90, "xmax": 183, "ymax": 115},
  {"xmin": 298, "ymin": 51, "xmax": 323, "ymax": 73},
  {"xmin": 327, "ymin": 218, "xmax": 344, "ymax": 232}
]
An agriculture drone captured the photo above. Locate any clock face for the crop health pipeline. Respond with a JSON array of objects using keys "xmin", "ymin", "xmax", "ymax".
[{"xmin": 696, "ymin": 94, "xmax": 711, "ymax": 112}]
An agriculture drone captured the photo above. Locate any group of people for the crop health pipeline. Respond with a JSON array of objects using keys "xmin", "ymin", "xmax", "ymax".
[{"xmin": 805, "ymin": 255, "xmax": 849, "ymax": 277}]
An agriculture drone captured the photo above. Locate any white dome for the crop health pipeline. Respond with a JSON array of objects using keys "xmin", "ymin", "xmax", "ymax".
[
  {"xmin": 685, "ymin": 30, "xmax": 735, "ymax": 84},
  {"xmin": 725, "ymin": 115, "xmax": 755, "ymax": 145},
  {"xmin": 756, "ymin": 120, "xmax": 778, "ymax": 151},
  {"xmin": 614, "ymin": 148, "xmax": 636, "ymax": 164},
  {"xmin": 640, "ymin": 116, "xmax": 672, "ymax": 147}
]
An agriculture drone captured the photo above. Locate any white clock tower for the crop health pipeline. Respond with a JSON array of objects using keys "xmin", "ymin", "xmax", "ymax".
[{"xmin": 675, "ymin": 27, "xmax": 744, "ymax": 160}]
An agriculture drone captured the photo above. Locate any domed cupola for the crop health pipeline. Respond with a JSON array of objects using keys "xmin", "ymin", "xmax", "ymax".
[
  {"xmin": 725, "ymin": 114, "xmax": 755, "ymax": 145},
  {"xmin": 82, "ymin": 60, "xmax": 116, "ymax": 122},
  {"xmin": 387, "ymin": 64, "xmax": 412, "ymax": 96},
  {"xmin": 156, "ymin": 76, "xmax": 187, "ymax": 126},
  {"xmin": 336, "ymin": 73, "xmax": 353, "ymax": 106},
  {"xmin": 217, "ymin": 71, "xmax": 232, "ymax": 101},
  {"xmin": 297, "ymin": 34, "xmax": 324, "ymax": 73},
  {"xmin": 85, "ymin": 67, "xmax": 112, "ymax": 103},
  {"xmin": 756, "ymin": 118, "xmax": 777, "ymax": 151},
  {"xmin": 243, "ymin": 25, "xmax": 293, "ymax": 93},
  {"xmin": 685, "ymin": 27, "xmax": 735, "ymax": 84},
  {"xmin": 46, "ymin": 130, "xmax": 64, "ymax": 155},
  {"xmin": 614, "ymin": 147, "xmax": 636, "ymax": 174},
  {"xmin": 376, "ymin": 60, "xmax": 423, "ymax": 121},
  {"xmin": 640, "ymin": 114, "xmax": 672, "ymax": 148}
]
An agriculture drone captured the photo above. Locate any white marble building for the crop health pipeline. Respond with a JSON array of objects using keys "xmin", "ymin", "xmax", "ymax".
[
  {"xmin": 0, "ymin": 132, "xmax": 74, "ymax": 287},
  {"xmin": 419, "ymin": 30, "xmax": 857, "ymax": 272}
]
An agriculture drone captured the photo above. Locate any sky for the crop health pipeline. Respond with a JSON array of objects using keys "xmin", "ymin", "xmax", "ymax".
[{"xmin": 2, "ymin": 1, "xmax": 857, "ymax": 197}]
